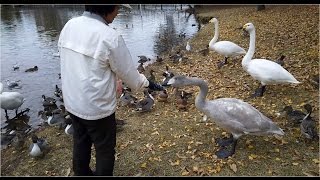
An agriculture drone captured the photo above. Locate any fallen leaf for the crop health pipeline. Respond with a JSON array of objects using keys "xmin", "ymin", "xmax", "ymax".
[
  {"xmin": 65, "ymin": 168, "xmax": 71, "ymax": 176},
  {"xmin": 229, "ymin": 163, "xmax": 237, "ymax": 173},
  {"xmin": 140, "ymin": 162, "xmax": 147, "ymax": 168},
  {"xmin": 303, "ymin": 171, "xmax": 319, "ymax": 176}
]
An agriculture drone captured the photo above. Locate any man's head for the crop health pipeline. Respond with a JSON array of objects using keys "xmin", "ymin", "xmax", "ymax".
[{"xmin": 84, "ymin": 5, "xmax": 119, "ymax": 23}]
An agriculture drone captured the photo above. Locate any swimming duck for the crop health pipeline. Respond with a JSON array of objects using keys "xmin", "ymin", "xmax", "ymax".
[
  {"xmin": 300, "ymin": 104, "xmax": 318, "ymax": 141},
  {"xmin": 138, "ymin": 56, "xmax": 151, "ymax": 63},
  {"xmin": 167, "ymin": 75, "xmax": 284, "ymax": 159},
  {"xmin": 208, "ymin": 18, "xmax": 246, "ymax": 69},
  {"xmin": 0, "ymin": 82, "xmax": 25, "ymax": 119},
  {"xmin": 281, "ymin": 105, "xmax": 307, "ymax": 125},
  {"xmin": 242, "ymin": 23, "xmax": 300, "ymax": 97},
  {"xmin": 42, "ymin": 95, "xmax": 56, "ymax": 104},
  {"xmin": 29, "ymin": 134, "xmax": 48, "ymax": 158},
  {"xmin": 275, "ymin": 55, "xmax": 286, "ymax": 66},
  {"xmin": 158, "ymin": 89, "xmax": 168, "ymax": 102},
  {"xmin": 6, "ymin": 79, "xmax": 22, "ymax": 90},
  {"xmin": 137, "ymin": 62, "xmax": 145, "ymax": 73},
  {"xmin": 135, "ymin": 89, "xmax": 155, "ymax": 112},
  {"xmin": 64, "ymin": 118, "xmax": 74, "ymax": 135},
  {"xmin": 25, "ymin": 66, "xmax": 38, "ymax": 72},
  {"xmin": 13, "ymin": 63, "xmax": 19, "ymax": 71}
]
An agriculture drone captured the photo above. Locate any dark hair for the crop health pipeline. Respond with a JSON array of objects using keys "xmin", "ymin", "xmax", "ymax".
[{"xmin": 84, "ymin": 5, "xmax": 117, "ymax": 16}]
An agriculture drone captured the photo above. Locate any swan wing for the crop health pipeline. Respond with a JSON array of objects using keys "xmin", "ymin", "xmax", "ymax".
[
  {"xmin": 247, "ymin": 59, "xmax": 300, "ymax": 84},
  {"xmin": 212, "ymin": 41, "xmax": 246, "ymax": 56},
  {"xmin": 204, "ymin": 98, "xmax": 279, "ymax": 134}
]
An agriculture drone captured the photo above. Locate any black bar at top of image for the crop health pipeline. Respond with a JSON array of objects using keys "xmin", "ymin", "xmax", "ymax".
[{"xmin": 0, "ymin": 0, "xmax": 319, "ymax": 5}]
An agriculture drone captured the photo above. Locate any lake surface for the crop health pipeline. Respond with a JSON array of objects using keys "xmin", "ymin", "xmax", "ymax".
[{"xmin": 0, "ymin": 5, "xmax": 200, "ymax": 133}]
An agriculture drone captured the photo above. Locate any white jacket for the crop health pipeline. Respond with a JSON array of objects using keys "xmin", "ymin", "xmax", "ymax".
[{"xmin": 58, "ymin": 12, "xmax": 149, "ymax": 120}]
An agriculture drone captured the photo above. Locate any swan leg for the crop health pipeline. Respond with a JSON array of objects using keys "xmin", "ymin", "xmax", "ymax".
[
  {"xmin": 4, "ymin": 110, "xmax": 9, "ymax": 119},
  {"xmin": 251, "ymin": 85, "xmax": 266, "ymax": 97},
  {"xmin": 217, "ymin": 57, "xmax": 228, "ymax": 69},
  {"xmin": 216, "ymin": 135, "xmax": 234, "ymax": 147},
  {"xmin": 216, "ymin": 139, "xmax": 238, "ymax": 159},
  {"xmin": 224, "ymin": 57, "xmax": 228, "ymax": 64}
]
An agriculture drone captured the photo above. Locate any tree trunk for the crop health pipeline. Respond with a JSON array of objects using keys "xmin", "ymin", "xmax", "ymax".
[{"xmin": 257, "ymin": 5, "xmax": 265, "ymax": 11}]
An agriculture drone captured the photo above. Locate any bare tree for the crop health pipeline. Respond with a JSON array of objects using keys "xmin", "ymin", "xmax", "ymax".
[{"xmin": 257, "ymin": 5, "xmax": 265, "ymax": 11}]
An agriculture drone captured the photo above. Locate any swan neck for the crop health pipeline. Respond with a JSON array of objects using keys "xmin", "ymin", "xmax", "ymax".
[
  {"xmin": 191, "ymin": 78, "xmax": 208, "ymax": 108},
  {"xmin": 242, "ymin": 29, "xmax": 256, "ymax": 68},
  {"xmin": 209, "ymin": 22, "xmax": 219, "ymax": 47}
]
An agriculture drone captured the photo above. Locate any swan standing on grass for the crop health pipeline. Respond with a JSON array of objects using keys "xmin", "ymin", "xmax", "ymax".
[
  {"xmin": 208, "ymin": 18, "xmax": 246, "ymax": 69},
  {"xmin": 0, "ymin": 82, "xmax": 25, "ymax": 119},
  {"xmin": 242, "ymin": 23, "xmax": 300, "ymax": 97},
  {"xmin": 166, "ymin": 75, "xmax": 284, "ymax": 159}
]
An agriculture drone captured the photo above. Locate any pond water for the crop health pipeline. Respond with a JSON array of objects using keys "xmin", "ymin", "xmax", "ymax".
[{"xmin": 0, "ymin": 5, "xmax": 200, "ymax": 134}]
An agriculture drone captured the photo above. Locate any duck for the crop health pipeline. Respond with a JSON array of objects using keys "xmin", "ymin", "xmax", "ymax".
[
  {"xmin": 300, "ymin": 104, "xmax": 318, "ymax": 141},
  {"xmin": 167, "ymin": 75, "xmax": 284, "ymax": 159},
  {"xmin": 42, "ymin": 94, "xmax": 56, "ymax": 104},
  {"xmin": 64, "ymin": 118, "xmax": 74, "ymax": 135},
  {"xmin": 186, "ymin": 41, "xmax": 191, "ymax": 52},
  {"xmin": 138, "ymin": 56, "xmax": 151, "ymax": 63},
  {"xmin": 119, "ymin": 88, "xmax": 138, "ymax": 107},
  {"xmin": 29, "ymin": 134, "xmax": 48, "ymax": 158},
  {"xmin": 158, "ymin": 89, "xmax": 168, "ymax": 102},
  {"xmin": 148, "ymin": 69, "xmax": 156, "ymax": 82},
  {"xmin": 137, "ymin": 62, "xmax": 145, "ymax": 73},
  {"xmin": 208, "ymin": 18, "xmax": 246, "ymax": 69},
  {"xmin": 13, "ymin": 63, "xmax": 19, "ymax": 71},
  {"xmin": 309, "ymin": 74, "xmax": 319, "ymax": 89},
  {"xmin": 197, "ymin": 45, "xmax": 209, "ymax": 56},
  {"xmin": 242, "ymin": 23, "xmax": 300, "ymax": 97},
  {"xmin": 176, "ymin": 90, "xmax": 188, "ymax": 111},
  {"xmin": 11, "ymin": 131, "xmax": 27, "ymax": 150},
  {"xmin": 275, "ymin": 55, "xmax": 286, "ymax": 66},
  {"xmin": 25, "ymin": 66, "xmax": 38, "ymax": 72},
  {"xmin": 281, "ymin": 105, "xmax": 307, "ymax": 125},
  {"xmin": 162, "ymin": 65, "xmax": 175, "ymax": 85},
  {"xmin": 48, "ymin": 104, "xmax": 69, "ymax": 127},
  {"xmin": 0, "ymin": 82, "xmax": 25, "ymax": 119},
  {"xmin": 54, "ymin": 85, "xmax": 63, "ymax": 102},
  {"xmin": 6, "ymin": 79, "xmax": 22, "ymax": 90},
  {"xmin": 135, "ymin": 89, "xmax": 155, "ymax": 112},
  {"xmin": 156, "ymin": 56, "xmax": 163, "ymax": 63},
  {"xmin": 169, "ymin": 51, "xmax": 183, "ymax": 63}
]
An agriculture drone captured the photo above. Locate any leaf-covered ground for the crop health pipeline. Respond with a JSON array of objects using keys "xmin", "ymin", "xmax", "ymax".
[{"xmin": 1, "ymin": 5, "xmax": 319, "ymax": 176}]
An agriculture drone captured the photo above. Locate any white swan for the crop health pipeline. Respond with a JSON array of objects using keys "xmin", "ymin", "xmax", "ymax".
[
  {"xmin": 208, "ymin": 18, "xmax": 246, "ymax": 69},
  {"xmin": 0, "ymin": 82, "xmax": 25, "ymax": 119},
  {"xmin": 242, "ymin": 23, "xmax": 300, "ymax": 97},
  {"xmin": 167, "ymin": 75, "xmax": 284, "ymax": 159}
]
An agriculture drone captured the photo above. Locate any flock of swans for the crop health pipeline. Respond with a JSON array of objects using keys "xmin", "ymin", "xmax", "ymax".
[
  {"xmin": 1, "ymin": 16, "xmax": 317, "ymax": 159},
  {"xmin": 161, "ymin": 18, "xmax": 314, "ymax": 158}
]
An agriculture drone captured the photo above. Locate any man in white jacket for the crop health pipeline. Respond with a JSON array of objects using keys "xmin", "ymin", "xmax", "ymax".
[{"xmin": 58, "ymin": 5, "xmax": 163, "ymax": 176}]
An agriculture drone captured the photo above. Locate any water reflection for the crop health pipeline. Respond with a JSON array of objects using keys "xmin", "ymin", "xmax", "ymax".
[{"xmin": 0, "ymin": 5, "xmax": 199, "ymax": 133}]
